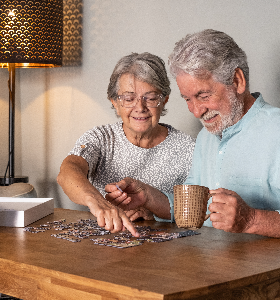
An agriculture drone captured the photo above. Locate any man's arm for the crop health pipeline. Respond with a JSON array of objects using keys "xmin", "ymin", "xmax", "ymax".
[
  {"xmin": 245, "ymin": 209, "xmax": 280, "ymax": 237},
  {"xmin": 57, "ymin": 155, "xmax": 139, "ymax": 236},
  {"xmin": 209, "ymin": 188, "xmax": 280, "ymax": 238},
  {"xmin": 105, "ymin": 177, "xmax": 172, "ymax": 220}
]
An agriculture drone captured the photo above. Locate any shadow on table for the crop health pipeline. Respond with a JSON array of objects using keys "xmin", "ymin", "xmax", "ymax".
[{"xmin": 0, "ymin": 294, "xmax": 22, "ymax": 300}]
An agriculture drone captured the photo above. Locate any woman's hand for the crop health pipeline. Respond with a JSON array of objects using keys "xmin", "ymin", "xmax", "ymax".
[
  {"xmin": 85, "ymin": 194, "xmax": 140, "ymax": 237},
  {"xmin": 57, "ymin": 156, "xmax": 139, "ymax": 237}
]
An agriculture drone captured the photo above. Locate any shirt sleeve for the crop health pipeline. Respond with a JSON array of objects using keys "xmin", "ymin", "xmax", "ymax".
[{"xmin": 68, "ymin": 129, "xmax": 102, "ymax": 175}]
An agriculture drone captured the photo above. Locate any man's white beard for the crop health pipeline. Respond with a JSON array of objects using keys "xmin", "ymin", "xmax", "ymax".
[{"xmin": 200, "ymin": 89, "xmax": 244, "ymax": 136}]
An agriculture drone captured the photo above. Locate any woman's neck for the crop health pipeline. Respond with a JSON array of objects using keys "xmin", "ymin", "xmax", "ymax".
[{"xmin": 123, "ymin": 124, "xmax": 168, "ymax": 149}]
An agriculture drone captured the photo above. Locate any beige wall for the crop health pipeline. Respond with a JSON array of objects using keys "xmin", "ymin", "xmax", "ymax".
[{"xmin": 1, "ymin": 0, "xmax": 280, "ymax": 210}]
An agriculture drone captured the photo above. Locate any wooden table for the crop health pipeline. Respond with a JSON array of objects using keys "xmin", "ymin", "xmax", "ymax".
[{"xmin": 1, "ymin": 208, "xmax": 280, "ymax": 300}]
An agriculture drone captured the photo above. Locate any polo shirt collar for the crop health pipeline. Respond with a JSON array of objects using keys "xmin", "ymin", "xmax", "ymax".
[{"xmin": 217, "ymin": 92, "xmax": 265, "ymax": 141}]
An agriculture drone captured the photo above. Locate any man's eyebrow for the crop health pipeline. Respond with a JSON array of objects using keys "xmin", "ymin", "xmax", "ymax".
[
  {"xmin": 180, "ymin": 90, "xmax": 211, "ymax": 99},
  {"xmin": 195, "ymin": 90, "xmax": 211, "ymax": 97}
]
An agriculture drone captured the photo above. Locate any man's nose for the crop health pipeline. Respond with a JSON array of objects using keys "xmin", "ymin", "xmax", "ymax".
[{"xmin": 187, "ymin": 99, "xmax": 207, "ymax": 118}]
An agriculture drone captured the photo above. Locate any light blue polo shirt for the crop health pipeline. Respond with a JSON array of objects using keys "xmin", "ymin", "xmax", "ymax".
[{"xmin": 158, "ymin": 93, "xmax": 280, "ymax": 225}]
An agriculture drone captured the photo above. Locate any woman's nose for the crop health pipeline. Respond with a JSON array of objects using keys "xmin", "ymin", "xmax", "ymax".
[{"xmin": 133, "ymin": 97, "xmax": 148, "ymax": 111}]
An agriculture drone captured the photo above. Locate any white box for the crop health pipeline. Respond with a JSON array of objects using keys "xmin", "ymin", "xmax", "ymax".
[{"xmin": 0, "ymin": 198, "xmax": 54, "ymax": 227}]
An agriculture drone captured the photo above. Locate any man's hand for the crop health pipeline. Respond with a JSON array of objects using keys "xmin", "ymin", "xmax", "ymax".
[
  {"xmin": 105, "ymin": 178, "xmax": 148, "ymax": 210},
  {"xmin": 209, "ymin": 188, "xmax": 256, "ymax": 233},
  {"xmin": 125, "ymin": 207, "xmax": 155, "ymax": 222},
  {"xmin": 105, "ymin": 177, "xmax": 172, "ymax": 220}
]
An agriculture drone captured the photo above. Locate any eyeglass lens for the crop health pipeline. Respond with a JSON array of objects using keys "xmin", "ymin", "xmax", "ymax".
[{"xmin": 118, "ymin": 93, "xmax": 162, "ymax": 107}]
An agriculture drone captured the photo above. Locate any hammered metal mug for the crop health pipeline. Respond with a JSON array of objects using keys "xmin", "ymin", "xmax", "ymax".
[{"xmin": 173, "ymin": 184, "xmax": 212, "ymax": 229}]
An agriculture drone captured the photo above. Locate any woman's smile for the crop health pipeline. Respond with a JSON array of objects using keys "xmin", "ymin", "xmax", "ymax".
[{"xmin": 131, "ymin": 116, "xmax": 151, "ymax": 121}]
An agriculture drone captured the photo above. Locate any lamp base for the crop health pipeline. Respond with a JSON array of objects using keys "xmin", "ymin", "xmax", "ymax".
[
  {"xmin": 0, "ymin": 182, "xmax": 37, "ymax": 198},
  {"xmin": 0, "ymin": 176, "xmax": 29, "ymax": 186}
]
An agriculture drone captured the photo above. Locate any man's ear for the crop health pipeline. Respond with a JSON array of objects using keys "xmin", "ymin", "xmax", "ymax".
[
  {"xmin": 163, "ymin": 95, "xmax": 169, "ymax": 105},
  {"xmin": 233, "ymin": 68, "xmax": 246, "ymax": 95}
]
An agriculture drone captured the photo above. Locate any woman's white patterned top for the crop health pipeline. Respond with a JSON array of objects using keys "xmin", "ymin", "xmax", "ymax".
[{"xmin": 69, "ymin": 122, "xmax": 195, "ymax": 196}]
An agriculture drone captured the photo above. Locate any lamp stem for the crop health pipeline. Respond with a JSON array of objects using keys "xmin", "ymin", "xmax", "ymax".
[
  {"xmin": 0, "ymin": 64, "xmax": 28, "ymax": 186},
  {"xmin": 8, "ymin": 63, "xmax": 15, "ymax": 179}
]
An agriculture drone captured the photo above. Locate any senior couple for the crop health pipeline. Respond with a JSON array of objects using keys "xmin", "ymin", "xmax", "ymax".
[{"xmin": 58, "ymin": 29, "xmax": 280, "ymax": 238}]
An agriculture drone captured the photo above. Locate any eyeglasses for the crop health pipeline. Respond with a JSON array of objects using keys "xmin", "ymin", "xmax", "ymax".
[{"xmin": 116, "ymin": 93, "xmax": 164, "ymax": 108}]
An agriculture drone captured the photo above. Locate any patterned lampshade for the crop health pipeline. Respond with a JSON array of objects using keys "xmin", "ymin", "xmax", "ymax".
[
  {"xmin": 0, "ymin": 0, "xmax": 63, "ymax": 68},
  {"xmin": 0, "ymin": 0, "xmax": 63, "ymax": 186}
]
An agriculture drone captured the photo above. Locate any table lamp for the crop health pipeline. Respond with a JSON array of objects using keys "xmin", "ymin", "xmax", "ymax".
[{"xmin": 0, "ymin": 0, "xmax": 63, "ymax": 186}]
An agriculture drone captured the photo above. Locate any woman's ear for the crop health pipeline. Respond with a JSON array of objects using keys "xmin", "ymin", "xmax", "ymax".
[
  {"xmin": 110, "ymin": 98, "xmax": 120, "ymax": 116},
  {"xmin": 233, "ymin": 68, "xmax": 246, "ymax": 95}
]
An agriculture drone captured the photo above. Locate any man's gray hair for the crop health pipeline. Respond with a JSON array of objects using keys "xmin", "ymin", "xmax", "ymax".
[
  {"xmin": 107, "ymin": 52, "xmax": 171, "ymax": 116},
  {"xmin": 168, "ymin": 29, "xmax": 249, "ymax": 89}
]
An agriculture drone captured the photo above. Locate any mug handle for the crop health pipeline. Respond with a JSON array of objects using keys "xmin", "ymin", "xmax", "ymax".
[{"xmin": 205, "ymin": 192, "xmax": 215, "ymax": 220}]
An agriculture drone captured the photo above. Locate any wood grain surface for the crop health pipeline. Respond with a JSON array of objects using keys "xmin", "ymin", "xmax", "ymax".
[{"xmin": 1, "ymin": 208, "xmax": 280, "ymax": 299}]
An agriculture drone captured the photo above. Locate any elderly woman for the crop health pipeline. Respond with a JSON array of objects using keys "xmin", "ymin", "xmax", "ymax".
[{"xmin": 57, "ymin": 52, "xmax": 195, "ymax": 236}]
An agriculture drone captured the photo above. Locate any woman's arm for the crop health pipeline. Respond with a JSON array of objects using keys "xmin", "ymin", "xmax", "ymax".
[{"xmin": 57, "ymin": 155, "xmax": 139, "ymax": 236}]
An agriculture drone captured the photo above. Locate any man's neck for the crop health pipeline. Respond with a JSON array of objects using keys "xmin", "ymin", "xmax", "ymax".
[{"xmin": 243, "ymin": 91, "xmax": 256, "ymax": 116}]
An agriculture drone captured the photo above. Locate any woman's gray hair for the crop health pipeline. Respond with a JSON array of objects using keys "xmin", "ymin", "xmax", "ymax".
[
  {"xmin": 168, "ymin": 29, "xmax": 249, "ymax": 89},
  {"xmin": 107, "ymin": 52, "xmax": 171, "ymax": 116}
]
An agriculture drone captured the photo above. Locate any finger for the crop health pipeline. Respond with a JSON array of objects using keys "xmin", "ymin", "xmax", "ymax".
[
  {"xmin": 109, "ymin": 217, "xmax": 124, "ymax": 233},
  {"xmin": 105, "ymin": 190, "xmax": 126, "ymax": 201},
  {"xmin": 108, "ymin": 194, "xmax": 132, "ymax": 207},
  {"xmin": 209, "ymin": 188, "xmax": 237, "ymax": 196},
  {"xmin": 210, "ymin": 193, "xmax": 228, "ymax": 204},
  {"xmin": 105, "ymin": 180, "xmax": 129, "ymax": 193},
  {"xmin": 106, "ymin": 178, "xmax": 130, "ymax": 193},
  {"xmin": 128, "ymin": 211, "xmax": 141, "ymax": 222},
  {"xmin": 104, "ymin": 208, "xmax": 125, "ymax": 233},
  {"xmin": 115, "ymin": 184, "xmax": 123, "ymax": 193},
  {"xmin": 124, "ymin": 209, "xmax": 136, "ymax": 218},
  {"xmin": 96, "ymin": 213, "xmax": 110, "ymax": 230},
  {"xmin": 118, "ymin": 196, "xmax": 132, "ymax": 206},
  {"xmin": 210, "ymin": 211, "xmax": 224, "ymax": 222},
  {"xmin": 104, "ymin": 183, "xmax": 119, "ymax": 193},
  {"xmin": 122, "ymin": 217, "xmax": 139, "ymax": 237},
  {"xmin": 107, "ymin": 193, "xmax": 130, "ymax": 207},
  {"xmin": 209, "ymin": 188, "xmax": 225, "ymax": 194},
  {"xmin": 117, "ymin": 197, "xmax": 134, "ymax": 210},
  {"xmin": 95, "ymin": 207, "xmax": 119, "ymax": 232},
  {"xmin": 96, "ymin": 216, "xmax": 105, "ymax": 228},
  {"xmin": 209, "ymin": 202, "xmax": 226, "ymax": 213}
]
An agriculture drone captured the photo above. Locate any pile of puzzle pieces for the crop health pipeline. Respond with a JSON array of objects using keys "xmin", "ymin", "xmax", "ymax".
[{"xmin": 24, "ymin": 219, "xmax": 200, "ymax": 248}]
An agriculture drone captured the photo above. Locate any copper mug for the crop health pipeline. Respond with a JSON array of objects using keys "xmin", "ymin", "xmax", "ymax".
[{"xmin": 173, "ymin": 184, "xmax": 212, "ymax": 229}]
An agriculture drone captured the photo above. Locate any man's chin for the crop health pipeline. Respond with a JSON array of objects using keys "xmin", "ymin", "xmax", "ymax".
[{"xmin": 201, "ymin": 122, "xmax": 223, "ymax": 136}]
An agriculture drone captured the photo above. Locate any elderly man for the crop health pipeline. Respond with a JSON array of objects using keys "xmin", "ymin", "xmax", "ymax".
[{"xmin": 106, "ymin": 29, "xmax": 280, "ymax": 238}]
